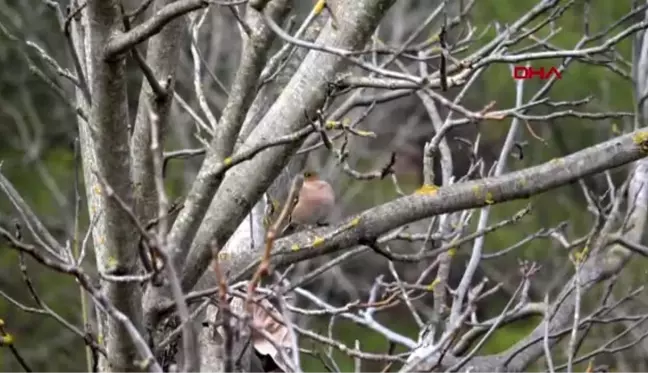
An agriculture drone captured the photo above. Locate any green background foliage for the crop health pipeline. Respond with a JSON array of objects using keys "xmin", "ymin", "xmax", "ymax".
[{"xmin": 0, "ymin": 0, "xmax": 645, "ymax": 371}]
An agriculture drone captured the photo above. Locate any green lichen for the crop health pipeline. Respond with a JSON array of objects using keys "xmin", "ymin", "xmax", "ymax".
[{"xmin": 632, "ymin": 131, "xmax": 648, "ymax": 153}]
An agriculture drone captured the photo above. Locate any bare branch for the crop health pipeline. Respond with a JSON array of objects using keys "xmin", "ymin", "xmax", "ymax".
[{"xmin": 106, "ymin": 0, "xmax": 248, "ymax": 58}]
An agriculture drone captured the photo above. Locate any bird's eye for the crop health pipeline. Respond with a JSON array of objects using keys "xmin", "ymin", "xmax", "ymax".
[{"xmin": 303, "ymin": 171, "xmax": 312, "ymax": 178}]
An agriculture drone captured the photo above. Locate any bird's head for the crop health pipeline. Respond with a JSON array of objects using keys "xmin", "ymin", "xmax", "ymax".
[{"xmin": 303, "ymin": 170, "xmax": 320, "ymax": 181}]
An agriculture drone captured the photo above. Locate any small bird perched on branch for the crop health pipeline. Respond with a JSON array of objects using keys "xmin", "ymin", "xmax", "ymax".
[{"xmin": 288, "ymin": 171, "xmax": 335, "ymax": 229}]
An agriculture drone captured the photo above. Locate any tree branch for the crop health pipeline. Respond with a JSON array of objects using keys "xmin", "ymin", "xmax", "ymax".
[
  {"xmin": 164, "ymin": 0, "xmax": 291, "ymax": 274},
  {"xmin": 230, "ymin": 129, "xmax": 648, "ymax": 283},
  {"xmin": 77, "ymin": 1, "xmax": 142, "ymax": 370},
  {"xmin": 105, "ymin": 0, "xmax": 248, "ymax": 58}
]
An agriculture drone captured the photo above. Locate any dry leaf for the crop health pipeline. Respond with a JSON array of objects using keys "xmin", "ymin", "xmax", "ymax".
[{"xmin": 250, "ymin": 298, "xmax": 292, "ymax": 372}]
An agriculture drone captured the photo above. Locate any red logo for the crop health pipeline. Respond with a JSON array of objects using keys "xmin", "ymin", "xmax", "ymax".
[{"xmin": 512, "ymin": 66, "xmax": 562, "ymax": 80}]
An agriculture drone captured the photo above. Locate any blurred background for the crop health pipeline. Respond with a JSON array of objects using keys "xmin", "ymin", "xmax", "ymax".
[{"xmin": 0, "ymin": 0, "xmax": 645, "ymax": 371}]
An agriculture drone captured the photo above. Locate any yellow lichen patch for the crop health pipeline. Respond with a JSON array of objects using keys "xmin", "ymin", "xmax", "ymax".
[
  {"xmin": 325, "ymin": 120, "xmax": 337, "ymax": 129},
  {"xmin": 218, "ymin": 252, "xmax": 231, "ymax": 261},
  {"xmin": 313, "ymin": 0, "xmax": 326, "ymax": 14},
  {"xmin": 1, "ymin": 333, "xmax": 14, "ymax": 345},
  {"xmin": 570, "ymin": 251, "xmax": 579, "ymax": 263},
  {"xmin": 472, "ymin": 185, "xmax": 482, "ymax": 198},
  {"xmin": 633, "ymin": 131, "xmax": 648, "ymax": 153},
  {"xmin": 447, "ymin": 247, "xmax": 457, "ymax": 257},
  {"xmin": 291, "ymin": 243, "xmax": 300, "ymax": 252},
  {"xmin": 93, "ymin": 185, "xmax": 101, "ymax": 195},
  {"xmin": 0, "ymin": 319, "xmax": 4, "ymax": 326},
  {"xmin": 415, "ymin": 184, "xmax": 439, "ymax": 195},
  {"xmin": 426, "ymin": 277, "xmax": 441, "ymax": 290},
  {"xmin": 349, "ymin": 217, "xmax": 361, "ymax": 227},
  {"xmin": 223, "ymin": 157, "xmax": 233, "ymax": 166},
  {"xmin": 311, "ymin": 236, "xmax": 325, "ymax": 247},
  {"xmin": 106, "ymin": 256, "xmax": 118, "ymax": 269},
  {"xmin": 485, "ymin": 192, "xmax": 495, "ymax": 205},
  {"xmin": 573, "ymin": 246, "xmax": 589, "ymax": 263},
  {"xmin": 549, "ymin": 157, "xmax": 566, "ymax": 166}
]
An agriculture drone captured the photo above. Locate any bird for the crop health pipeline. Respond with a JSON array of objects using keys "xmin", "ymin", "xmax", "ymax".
[
  {"xmin": 288, "ymin": 171, "xmax": 335, "ymax": 229},
  {"xmin": 591, "ymin": 365, "xmax": 609, "ymax": 373}
]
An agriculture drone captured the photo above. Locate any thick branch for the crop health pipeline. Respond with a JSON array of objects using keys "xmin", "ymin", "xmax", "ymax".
[
  {"xmin": 165, "ymin": 0, "xmax": 291, "ymax": 273},
  {"xmin": 80, "ymin": 1, "xmax": 142, "ymax": 371},
  {"xmin": 230, "ymin": 129, "xmax": 648, "ymax": 282},
  {"xmin": 131, "ymin": 0, "xmax": 185, "ymax": 261},
  {"xmin": 106, "ymin": 0, "xmax": 210, "ymax": 57}
]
